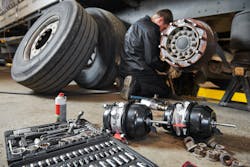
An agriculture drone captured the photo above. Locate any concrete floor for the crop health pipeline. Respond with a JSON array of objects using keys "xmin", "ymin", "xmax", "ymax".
[{"xmin": 0, "ymin": 66, "xmax": 250, "ymax": 167}]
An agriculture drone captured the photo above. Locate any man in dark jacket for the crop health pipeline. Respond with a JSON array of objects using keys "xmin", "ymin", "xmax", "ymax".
[{"xmin": 120, "ymin": 9, "xmax": 173, "ymax": 99}]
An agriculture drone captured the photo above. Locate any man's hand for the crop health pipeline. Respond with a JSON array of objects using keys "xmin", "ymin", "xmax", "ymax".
[
  {"xmin": 156, "ymin": 69, "xmax": 168, "ymax": 76},
  {"xmin": 168, "ymin": 66, "xmax": 182, "ymax": 79},
  {"xmin": 155, "ymin": 59, "xmax": 170, "ymax": 76}
]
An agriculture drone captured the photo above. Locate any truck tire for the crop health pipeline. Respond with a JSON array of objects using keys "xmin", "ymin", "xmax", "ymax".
[
  {"xmin": 75, "ymin": 8, "xmax": 126, "ymax": 89},
  {"xmin": 98, "ymin": 9, "xmax": 127, "ymax": 89},
  {"xmin": 11, "ymin": 1, "xmax": 98, "ymax": 93},
  {"xmin": 230, "ymin": 10, "xmax": 250, "ymax": 51}
]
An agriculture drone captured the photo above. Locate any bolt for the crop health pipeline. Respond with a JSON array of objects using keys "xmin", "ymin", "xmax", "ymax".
[
  {"xmin": 220, "ymin": 153, "xmax": 233, "ymax": 166},
  {"xmin": 193, "ymin": 147, "xmax": 205, "ymax": 157},
  {"xmin": 206, "ymin": 150, "xmax": 219, "ymax": 162},
  {"xmin": 215, "ymin": 144, "xmax": 225, "ymax": 150}
]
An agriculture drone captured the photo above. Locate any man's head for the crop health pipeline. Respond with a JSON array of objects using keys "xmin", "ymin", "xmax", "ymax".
[{"xmin": 151, "ymin": 9, "xmax": 173, "ymax": 31}]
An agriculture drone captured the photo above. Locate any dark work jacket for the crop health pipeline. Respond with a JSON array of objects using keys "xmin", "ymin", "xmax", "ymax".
[{"xmin": 120, "ymin": 15, "xmax": 167, "ymax": 77}]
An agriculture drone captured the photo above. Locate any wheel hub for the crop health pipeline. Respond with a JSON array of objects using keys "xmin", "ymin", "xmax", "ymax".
[
  {"xmin": 176, "ymin": 36, "xmax": 189, "ymax": 51},
  {"xmin": 160, "ymin": 19, "xmax": 215, "ymax": 69},
  {"xmin": 28, "ymin": 19, "xmax": 59, "ymax": 60}
]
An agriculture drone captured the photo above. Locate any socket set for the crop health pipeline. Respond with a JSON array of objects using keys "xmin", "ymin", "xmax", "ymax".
[
  {"xmin": 20, "ymin": 138, "xmax": 156, "ymax": 167},
  {"xmin": 4, "ymin": 114, "xmax": 157, "ymax": 167}
]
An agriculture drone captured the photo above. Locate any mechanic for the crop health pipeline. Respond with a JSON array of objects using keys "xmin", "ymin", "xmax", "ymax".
[{"xmin": 120, "ymin": 9, "xmax": 173, "ymax": 100}]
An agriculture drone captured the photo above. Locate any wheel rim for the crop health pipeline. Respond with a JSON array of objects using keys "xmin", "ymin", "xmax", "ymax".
[
  {"xmin": 86, "ymin": 47, "xmax": 97, "ymax": 68},
  {"xmin": 24, "ymin": 16, "xmax": 59, "ymax": 61}
]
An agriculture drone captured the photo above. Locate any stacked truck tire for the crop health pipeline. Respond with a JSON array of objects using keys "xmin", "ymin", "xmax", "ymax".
[{"xmin": 11, "ymin": 1, "xmax": 126, "ymax": 94}]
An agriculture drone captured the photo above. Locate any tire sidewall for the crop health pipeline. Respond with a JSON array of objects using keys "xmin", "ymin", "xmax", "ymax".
[
  {"xmin": 11, "ymin": 1, "xmax": 77, "ymax": 82},
  {"xmin": 75, "ymin": 8, "xmax": 116, "ymax": 88}
]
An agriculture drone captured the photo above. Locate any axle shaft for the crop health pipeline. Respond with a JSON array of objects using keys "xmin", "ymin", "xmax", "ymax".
[{"xmin": 212, "ymin": 122, "xmax": 236, "ymax": 128}]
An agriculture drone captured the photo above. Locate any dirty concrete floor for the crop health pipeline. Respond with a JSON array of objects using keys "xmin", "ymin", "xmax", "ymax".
[{"xmin": 0, "ymin": 67, "xmax": 250, "ymax": 167}]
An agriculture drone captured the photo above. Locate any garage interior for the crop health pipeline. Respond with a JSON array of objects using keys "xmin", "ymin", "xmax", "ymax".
[
  {"xmin": 0, "ymin": 0, "xmax": 250, "ymax": 167},
  {"xmin": 0, "ymin": 67, "xmax": 250, "ymax": 167}
]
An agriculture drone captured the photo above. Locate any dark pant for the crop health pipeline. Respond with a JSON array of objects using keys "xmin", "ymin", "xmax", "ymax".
[{"xmin": 132, "ymin": 74, "xmax": 171, "ymax": 98}]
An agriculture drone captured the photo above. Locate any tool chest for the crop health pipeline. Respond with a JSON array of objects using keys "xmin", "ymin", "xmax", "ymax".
[{"xmin": 4, "ymin": 118, "xmax": 157, "ymax": 167}]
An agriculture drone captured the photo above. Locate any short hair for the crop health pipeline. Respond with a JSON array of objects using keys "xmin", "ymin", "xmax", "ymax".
[{"xmin": 156, "ymin": 9, "xmax": 173, "ymax": 24}]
